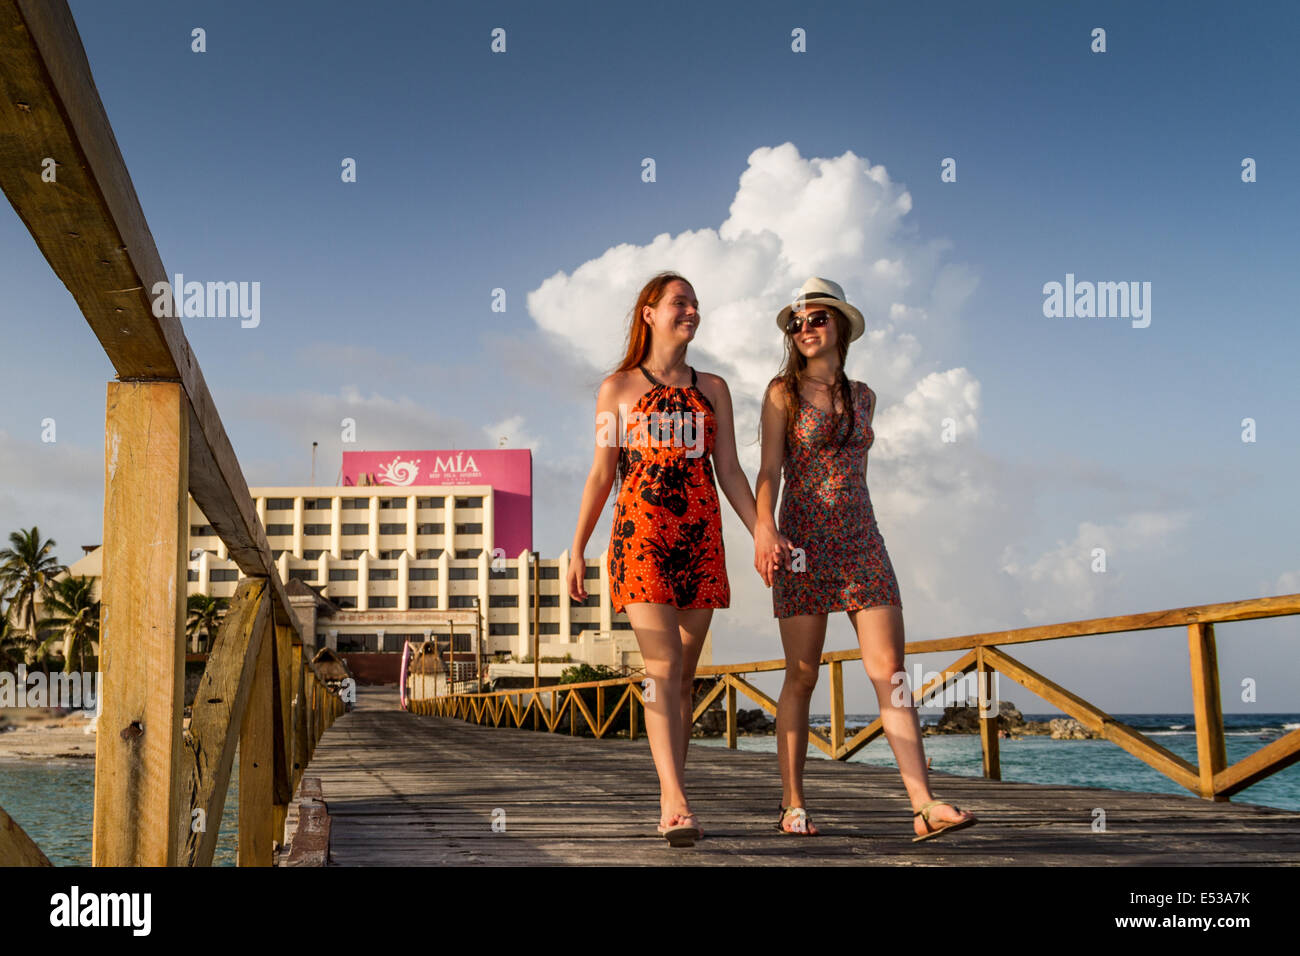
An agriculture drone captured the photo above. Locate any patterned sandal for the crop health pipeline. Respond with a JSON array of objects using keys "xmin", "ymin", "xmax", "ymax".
[
  {"xmin": 776, "ymin": 805, "xmax": 818, "ymax": 835},
  {"xmin": 912, "ymin": 800, "xmax": 977, "ymax": 842}
]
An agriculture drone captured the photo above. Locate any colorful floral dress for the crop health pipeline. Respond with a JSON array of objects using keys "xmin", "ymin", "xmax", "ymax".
[
  {"xmin": 608, "ymin": 365, "xmax": 730, "ymax": 614},
  {"xmin": 772, "ymin": 381, "xmax": 902, "ymax": 617}
]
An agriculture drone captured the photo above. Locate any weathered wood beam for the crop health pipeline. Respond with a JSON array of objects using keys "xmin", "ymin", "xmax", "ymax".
[
  {"xmin": 180, "ymin": 578, "xmax": 269, "ymax": 867},
  {"xmin": 93, "ymin": 381, "xmax": 188, "ymax": 867},
  {"xmin": 237, "ymin": 612, "xmax": 274, "ymax": 866},
  {"xmin": 0, "ymin": 0, "xmax": 299, "ymax": 641},
  {"xmin": 0, "ymin": 805, "xmax": 52, "ymax": 866}
]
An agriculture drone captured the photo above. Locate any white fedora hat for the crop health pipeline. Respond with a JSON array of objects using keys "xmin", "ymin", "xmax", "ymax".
[{"xmin": 776, "ymin": 277, "xmax": 865, "ymax": 342}]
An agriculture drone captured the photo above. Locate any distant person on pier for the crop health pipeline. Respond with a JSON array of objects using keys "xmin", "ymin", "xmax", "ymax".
[
  {"xmin": 567, "ymin": 272, "xmax": 769, "ymax": 847},
  {"xmin": 754, "ymin": 277, "xmax": 978, "ymax": 842}
]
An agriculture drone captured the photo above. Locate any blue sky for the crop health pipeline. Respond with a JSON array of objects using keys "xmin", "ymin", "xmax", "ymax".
[{"xmin": 1, "ymin": 0, "xmax": 1296, "ymax": 712}]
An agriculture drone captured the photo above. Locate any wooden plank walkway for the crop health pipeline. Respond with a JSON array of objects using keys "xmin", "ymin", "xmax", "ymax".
[{"xmin": 288, "ymin": 687, "xmax": 1300, "ymax": 866}]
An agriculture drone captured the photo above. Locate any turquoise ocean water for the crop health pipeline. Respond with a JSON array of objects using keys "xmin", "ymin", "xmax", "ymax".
[
  {"xmin": 0, "ymin": 759, "xmax": 240, "ymax": 867},
  {"xmin": 1, "ymin": 713, "xmax": 1295, "ymax": 863}
]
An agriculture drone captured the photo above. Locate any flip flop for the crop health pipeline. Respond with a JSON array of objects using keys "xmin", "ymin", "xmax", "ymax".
[
  {"xmin": 660, "ymin": 813, "xmax": 702, "ymax": 847},
  {"xmin": 912, "ymin": 800, "xmax": 977, "ymax": 842},
  {"xmin": 776, "ymin": 805, "xmax": 819, "ymax": 836}
]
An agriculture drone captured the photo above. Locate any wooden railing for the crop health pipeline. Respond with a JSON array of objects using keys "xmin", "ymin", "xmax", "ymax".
[
  {"xmin": 0, "ymin": 0, "xmax": 344, "ymax": 866},
  {"xmin": 413, "ymin": 593, "xmax": 1300, "ymax": 802}
]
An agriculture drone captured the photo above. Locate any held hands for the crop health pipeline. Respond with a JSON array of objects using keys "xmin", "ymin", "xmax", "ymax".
[{"xmin": 753, "ymin": 521, "xmax": 795, "ymax": 588}]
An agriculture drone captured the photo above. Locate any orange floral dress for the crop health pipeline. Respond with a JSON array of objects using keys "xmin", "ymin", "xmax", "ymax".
[{"xmin": 608, "ymin": 365, "xmax": 730, "ymax": 614}]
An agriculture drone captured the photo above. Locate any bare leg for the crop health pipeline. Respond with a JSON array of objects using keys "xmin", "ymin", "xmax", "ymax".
[
  {"xmin": 776, "ymin": 613, "xmax": 827, "ymax": 833},
  {"xmin": 849, "ymin": 605, "xmax": 975, "ymax": 836},
  {"xmin": 676, "ymin": 607, "xmax": 713, "ymax": 768},
  {"xmin": 625, "ymin": 602, "xmax": 693, "ymax": 828}
]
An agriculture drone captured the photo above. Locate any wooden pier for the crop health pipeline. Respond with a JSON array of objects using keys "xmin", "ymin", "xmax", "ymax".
[{"xmin": 291, "ymin": 687, "xmax": 1300, "ymax": 866}]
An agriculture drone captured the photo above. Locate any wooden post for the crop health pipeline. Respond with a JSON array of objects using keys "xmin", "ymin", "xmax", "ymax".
[
  {"xmin": 629, "ymin": 686, "xmax": 638, "ymax": 741},
  {"xmin": 569, "ymin": 691, "xmax": 576, "ymax": 736},
  {"xmin": 829, "ymin": 660, "xmax": 845, "ymax": 758},
  {"xmin": 271, "ymin": 622, "xmax": 296, "ymax": 841},
  {"xmin": 1188, "ymin": 622, "xmax": 1227, "ymax": 800},
  {"xmin": 977, "ymin": 647, "xmax": 1001, "ymax": 780},
  {"xmin": 93, "ymin": 381, "xmax": 189, "ymax": 867},
  {"xmin": 725, "ymin": 676, "xmax": 737, "ymax": 749},
  {"xmin": 238, "ymin": 614, "xmax": 274, "ymax": 866},
  {"xmin": 596, "ymin": 684, "xmax": 605, "ymax": 739},
  {"xmin": 293, "ymin": 648, "xmax": 307, "ymax": 789}
]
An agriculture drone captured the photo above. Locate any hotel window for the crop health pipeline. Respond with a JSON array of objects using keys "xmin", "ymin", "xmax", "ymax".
[
  {"xmin": 329, "ymin": 569, "xmax": 358, "ymax": 581},
  {"xmin": 303, "ymin": 524, "xmax": 330, "ymax": 536},
  {"xmin": 272, "ymin": 550, "xmax": 286, "ymax": 559},
  {"xmin": 611, "ymin": 620, "xmax": 633, "ymax": 630},
  {"xmin": 267, "ymin": 524, "xmax": 292, "ymax": 536},
  {"xmin": 488, "ymin": 594, "xmax": 516, "ymax": 607},
  {"xmin": 584, "ymin": 566, "xmax": 601, "ymax": 579},
  {"xmin": 455, "ymin": 549, "xmax": 482, "ymax": 559},
  {"xmin": 455, "ymin": 496, "xmax": 483, "ymax": 508},
  {"xmin": 537, "ymin": 623, "xmax": 559, "ymax": 635},
  {"xmin": 266, "ymin": 498, "xmax": 292, "ymax": 510},
  {"xmin": 187, "ymin": 570, "xmax": 198, "ymax": 582},
  {"xmin": 379, "ymin": 523, "xmax": 405, "ymax": 535},
  {"xmin": 573, "ymin": 593, "xmax": 600, "ymax": 608},
  {"xmin": 337, "ymin": 633, "xmax": 369, "ymax": 652},
  {"xmin": 303, "ymin": 549, "xmax": 324, "ymax": 560},
  {"xmin": 289, "ymin": 569, "xmax": 316, "ymax": 582},
  {"xmin": 417, "ymin": 523, "xmax": 444, "ymax": 534},
  {"xmin": 341, "ymin": 524, "xmax": 368, "ymax": 535},
  {"xmin": 190, "ymin": 524, "xmax": 215, "ymax": 536},
  {"xmin": 342, "ymin": 549, "xmax": 366, "ymax": 559},
  {"xmin": 449, "ymin": 596, "xmax": 478, "ymax": 608},
  {"xmin": 370, "ymin": 568, "xmax": 397, "ymax": 581},
  {"xmin": 417, "ymin": 548, "xmax": 444, "ymax": 559},
  {"xmin": 380, "ymin": 549, "xmax": 406, "ymax": 560},
  {"xmin": 210, "ymin": 569, "xmax": 239, "ymax": 582},
  {"xmin": 417, "ymin": 497, "xmax": 444, "ymax": 508},
  {"xmin": 305, "ymin": 498, "xmax": 331, "ymax": 510},
  {"xmin": 334, "ymin": 596, "xmax": 357, "ymax": 609},
  {"xmin": 380, "ymin": 497, "xmax": 406, "ymax": 509},
  {"xmin": 570, "ymin": 622, "xmax": 592, "ymax": 636},
  {"xmin": 455, "ymin": 523, "xmax": 483, "ymax": 534},
  {"xmin": 409, "ymin": 596, "xmax": 436, "ymax": 608},
  {"xmin": 448, "ymin": 567, "xmax": 478, "ymax": 579},
  {"xmin": 370, "ymin": 596, "xmax": 397, "ymax": 609},
  {"xmin": 490, "ymin": 623, "xmax": 518, "ymax": 636},
  {"xmin": 538, "ymin": 566, "xmax": 559, "ymax": 579},
  {"xmin": 343, "ymin": 498, "xmax": 367, "ymax": 510},
  {"xmin": 409, "ymin": 568, "xmax": 438, "ymax": 580},
  {"xmin": 537, "ymin": 594, "xmax": 559, "ymax": 607}
]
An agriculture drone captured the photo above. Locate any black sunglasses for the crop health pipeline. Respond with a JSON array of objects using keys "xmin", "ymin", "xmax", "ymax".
[{"xmin": 785, "ymin": 310, "xmax": 834, "ymax": 335}]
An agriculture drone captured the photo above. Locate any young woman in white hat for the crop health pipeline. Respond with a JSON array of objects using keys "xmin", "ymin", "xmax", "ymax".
[{"xmin": 752, "ymin": 277, "xmax": 977, "ymax": 841}]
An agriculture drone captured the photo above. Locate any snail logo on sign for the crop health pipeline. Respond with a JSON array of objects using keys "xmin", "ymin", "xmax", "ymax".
[{"xmin": 377, "ymin": 457, "xmax": 421, "ymax": 486}]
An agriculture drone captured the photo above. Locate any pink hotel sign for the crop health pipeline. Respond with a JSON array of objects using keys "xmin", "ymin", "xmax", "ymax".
[{"xmin": 341, "ymin": 449, "xmax": 532, "ymax": 557}]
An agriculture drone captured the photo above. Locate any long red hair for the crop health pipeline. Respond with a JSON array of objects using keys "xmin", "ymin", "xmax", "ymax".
[{"xmin": 610, "ymin": 272, "xmax": 693, "ymax": 490}]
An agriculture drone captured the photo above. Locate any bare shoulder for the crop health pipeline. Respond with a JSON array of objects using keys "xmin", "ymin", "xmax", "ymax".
[
  {"xmin": 763, "ymin": 376, "xmax": 788, "ymax": 410},
  {"xmin": 854, "ymin": 381, "xmax": 876, "ymax": 418},
  {"xmin": 696, "ymin": 370, "xmax": 730, "ymax": 405}
]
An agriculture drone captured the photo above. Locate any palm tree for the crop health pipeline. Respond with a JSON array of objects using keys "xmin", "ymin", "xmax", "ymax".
[
  {"xmin": 0, "ymin": 527, "xmax": 64, "ymax": 664},
  {"xmin": 186, "ymin": 593, "xmax": 228, "ymax": 653},
  {"xmin": 0, "ymin": 602, "xmax": 27, "ymax": 670},
  {"xmin": 36, "ymin": 575, "xmax": 100, "ymax": 674}
]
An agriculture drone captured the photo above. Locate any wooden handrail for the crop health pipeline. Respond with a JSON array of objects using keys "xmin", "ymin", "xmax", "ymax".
[
  {"xmin": 0, "ymin": 0, "xmax": 348, "ymax": 866},
  {"xmin": 415, "ymin": 592, "xmax": 1300, "ymax": 803}
]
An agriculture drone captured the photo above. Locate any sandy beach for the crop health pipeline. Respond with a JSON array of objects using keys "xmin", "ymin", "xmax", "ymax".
[{"xmin": 0, "ymin": 709, "xmax": 98, "ymax": 761}]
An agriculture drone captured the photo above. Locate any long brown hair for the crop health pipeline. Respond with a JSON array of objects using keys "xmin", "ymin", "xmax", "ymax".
[
  {"xmin": 763, "ymin": 307, "xmax": 856, "ymax": 451},
  {"xmin": 611, "ymin": 272, "xmax": 694, "ymax": 489}
]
